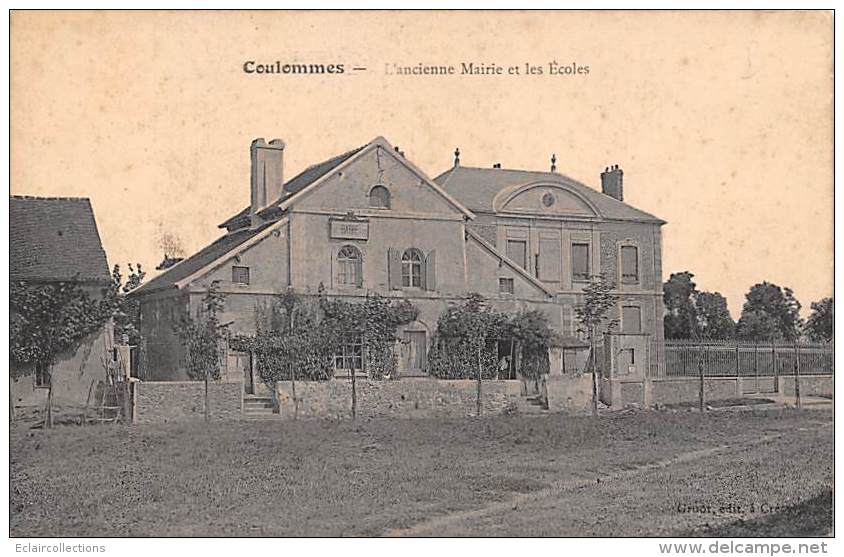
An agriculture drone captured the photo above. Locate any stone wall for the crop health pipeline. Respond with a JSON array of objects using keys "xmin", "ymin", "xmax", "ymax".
[
  {"xmin": 778, "ymin": 375, "xmax": 833, "ymax": 397},
  {"xmin": 545, "ymin": 374, "xmax": 592, "ymax": 414},
  {"xmin": 276, "ymin": 378, "xmax": 520, "ymax": 420},
  {"xmin": 134, "ymin": 381, "xmax": 242, "ymax": 424},
  {"xmin": 650, "ymin": 377, "xmax": 740, "ymax": 406}
]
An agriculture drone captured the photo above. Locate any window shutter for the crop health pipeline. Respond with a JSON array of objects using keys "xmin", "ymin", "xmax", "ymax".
[
  {"xmin": 387, "ymin": 248, "xmax": 401, "ymax": 289},
  {"xmin": 424, "ymin": 249, "xmax": 437, "ymax": 291},
  {"xmin": 355, "ymin": 257, "xmax": 363, "ymax": 288}
]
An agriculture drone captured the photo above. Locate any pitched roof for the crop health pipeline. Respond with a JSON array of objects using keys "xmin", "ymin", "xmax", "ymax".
[
  {"xmin": 219, "ymin": 144, "xmax": 367, "ymax": 230},
  {"xmin": 132, "ymin": 221, "xmax": 275, "ymax": 295},
  {"xmin": 434, "ymin": 166, "xmax": 664, "ymax": 223},
  {"xmin": 10, "ymin": 196, "xmax": 111, "ymax": 283}
]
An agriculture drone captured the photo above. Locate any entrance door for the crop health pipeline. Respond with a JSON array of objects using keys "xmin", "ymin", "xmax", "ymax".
[{"xmin": 405, "ymin": 331, "xmax": 427, "ymax": 374}]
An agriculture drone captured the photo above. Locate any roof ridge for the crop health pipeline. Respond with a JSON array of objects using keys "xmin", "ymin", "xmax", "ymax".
[
  {"xmin": 287, "ymin": 144, "xmax": 367, "ymax": 181},
  {"xmin": 11, "ymin": 194, "xmax": 92, "ymax": 202}
]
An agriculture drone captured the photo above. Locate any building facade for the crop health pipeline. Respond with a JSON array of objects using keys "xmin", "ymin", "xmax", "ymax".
[
  {"xmin": 132, "ymin": 136, "xmax": 665, "ymax": 383},
  {"xmin": 10, "ymin": 196, "xmax": 115, "ymax": 409}
]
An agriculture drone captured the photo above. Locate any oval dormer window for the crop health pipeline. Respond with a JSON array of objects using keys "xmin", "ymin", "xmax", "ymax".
[{"xmin": 369, "ymin": 185, "xmax": 391, "ymax": 209}]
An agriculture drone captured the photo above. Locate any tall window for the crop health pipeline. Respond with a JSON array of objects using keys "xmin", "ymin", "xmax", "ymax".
[
  {"xmin": 336, "ymin": 245, "xmax": 362, "ymax": 287},
  {"xmin": 572, "ymin": 243, "xmax": 590, "ymax": 281},
  {"xmin": 335, "ymin": 334, "xmax": 363, "ymax": 372},
  {"xmin": 402, "ymin": 249, "xmax": 423, "ymax": 288},
  {"xmin": 621, "ymin": 245, "xmax": 639, "ymax": 284},
  {"xmin": 622, "ymin": 305, "xmax": 642, "ymax": 334},
  {"xmin": 369, "ymin": 185, "xmax": 391, "ymax": 209},
  {"xmin": 232, "ymin": 266, "xmax": 250, "ymax": 285},
  {"xmin": 506, "ymin": 239, "xmax": 527, "ymax": 270}
]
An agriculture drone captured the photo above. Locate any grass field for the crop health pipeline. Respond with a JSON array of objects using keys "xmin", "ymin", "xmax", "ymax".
[{"xmin": 9, "ymin": 407, "xmax": 833, "ymax": 537}]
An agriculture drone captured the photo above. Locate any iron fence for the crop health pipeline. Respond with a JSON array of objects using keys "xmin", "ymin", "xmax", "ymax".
[{"xmin": 651, "ymin": 339, "xmax": 833, "ymax": 378}]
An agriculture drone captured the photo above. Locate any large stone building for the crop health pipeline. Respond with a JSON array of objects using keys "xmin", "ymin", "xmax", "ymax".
[{"xmin": 132, "ymin": 136, "xmax": 665, "ymax": 384}]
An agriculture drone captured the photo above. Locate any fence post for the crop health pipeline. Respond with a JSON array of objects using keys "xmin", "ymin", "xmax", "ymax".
[
  {"xmin": 772, "ymin": 344, "xmax": 779, "ymax": 394},
  {"xmin": 735, "ymin": 343, "xmax": 740, "ymax": 377},
  {"xmin": 476, "ymin": 344, "xmax": 483, "ymax": 417},
  {"xmin": 794, "ymin": 343, "xmax": 801, "ymax": 409},
  {"xmin": 345, "ymin": 342, "xmax": 356, "ymax": 421},
  {"xmin": 698, "ymin": 342, "xmax": 705, "ymax": 412}
]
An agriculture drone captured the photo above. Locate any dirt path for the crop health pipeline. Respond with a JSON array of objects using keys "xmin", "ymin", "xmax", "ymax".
[{"xmin": 385, "ymin": 426, "xmax": 828, "ymax": 537}]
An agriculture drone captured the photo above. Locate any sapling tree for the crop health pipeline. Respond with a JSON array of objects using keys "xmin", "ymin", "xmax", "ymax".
[
  {"xmin": 174, "ymin": 282, "xmax": 227, "ymax": 421},
  {"xmin": 574, "ymin": 273, "xmax": 619, "ymax": 416}
]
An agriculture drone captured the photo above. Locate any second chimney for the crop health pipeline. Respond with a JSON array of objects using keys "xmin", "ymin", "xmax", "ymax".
[
  {"xmin": 250, "ymin": 138, "xmax": 285, "ymax": 227},
  {"xmin": 600, "ymin": 164, "xmax": 623, "ymax": 201}
]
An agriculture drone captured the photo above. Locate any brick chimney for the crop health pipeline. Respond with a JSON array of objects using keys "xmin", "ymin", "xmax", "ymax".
[
  {"xmin": 250, "ymin": 138, "xmax": 285, "ymax": 227},
  {"xmin": 601, "ymin": 164, "xmax": 623, "ymax": 201}
]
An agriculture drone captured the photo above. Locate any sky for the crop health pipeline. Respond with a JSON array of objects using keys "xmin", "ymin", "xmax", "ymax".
[{"xmin": 10, "ymin": 11, "xmax": 833, "ymax": 318}]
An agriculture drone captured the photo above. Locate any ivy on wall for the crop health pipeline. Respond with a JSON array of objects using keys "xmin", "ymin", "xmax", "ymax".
[
  {"xmin": 427, "ymin": 293, "xmax": 561, "ymax": 380},
  {"xmin": 230, "ymin": 289, "xmax": 419, "ymax": 385}
]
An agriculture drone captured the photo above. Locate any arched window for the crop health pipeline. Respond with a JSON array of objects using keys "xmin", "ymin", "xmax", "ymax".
[
  {"xmin": 369, "ymin": 185, "xmax": 391, "ymax": 209},
  {"xmin": 402, "ymin": 249, "xmax": 423, "ymax": 288},
  {"xmin": 336, "ymin": 245, "xmax": 362, "ymax": 287}
]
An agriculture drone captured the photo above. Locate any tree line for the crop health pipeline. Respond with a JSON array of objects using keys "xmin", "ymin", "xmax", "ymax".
[{"xmin": 663, "ymin": 271, "xmax": 833, "ymax": 343}]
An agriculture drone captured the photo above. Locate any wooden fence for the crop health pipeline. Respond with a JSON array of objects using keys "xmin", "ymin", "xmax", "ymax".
[{"xmin": 651, "ymin": 340, "xmax": 833, "ymax": 378}]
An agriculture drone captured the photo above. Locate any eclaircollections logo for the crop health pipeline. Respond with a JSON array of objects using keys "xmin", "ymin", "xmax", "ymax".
[{"xmin": 242, "ymin": 61, "xmax": 346, "ymax": 74}]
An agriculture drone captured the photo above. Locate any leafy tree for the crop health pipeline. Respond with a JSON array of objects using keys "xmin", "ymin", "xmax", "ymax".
[
  {"xmin": 736, "ymin": 282, "xmax": 803, "ymax": 342},
  {"xmin": 427, "ymin": 293, "xmax": 507, "ymax": 380},
  {"xmin": 735, "ymin": 310, "xmax": 781, "ymax": 342},
  {"xmin": 663, "ymin": 272, "xmax": 698, "ymax": 339},
  {"xmin": 175, "ymin": 282, "xmax": 226, "ymax": 381},
  {"xmin": 695, "ymin": 291, "xmax": 735, "ymax": 340},
  {"xmin": 574, "ymin": 273, "xmax": 619, "ymax": 416},
  {"xmin": 663, "ymin": 271, "xmax": 736, "ymax": 340},
  {"xmin": 506, "ymin": 309, "xmax": 561, "ymax": 380},
  {"xmin": 10, "ymin": 279, "xmax": 116, "ymax": 427},
  {"xmin": 231, "ymin": 291, "xmax": 419, "ymax": 384},
  {"xmin": 804, "ymin": 297, "xmax": 833, "ymax": 343},
  {"xmin": 174, "ymin": 282, "xmax": 227, "ymax": 421}
]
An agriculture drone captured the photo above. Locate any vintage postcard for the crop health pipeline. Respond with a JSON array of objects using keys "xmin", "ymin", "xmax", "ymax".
[{"xmin": 7, "ymin": 9, "xmax": 834, "ymax": 546}]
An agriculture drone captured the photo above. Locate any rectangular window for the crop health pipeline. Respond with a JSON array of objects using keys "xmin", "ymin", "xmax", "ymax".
[
  {"xmin": 34, "ymin": 362, "xmax": 49, "ymax": 388},
  {"xmin": 621, "ymin": 245, "xmax": 639, "ymax": 284},
  {"xmin": 334, "ymin": 334, "xmax": 363, "ymax": 372},
  {"xmin": 572, "ymin": 243, "xmax": 590, "ymax": 281},
  {"xmin": 499, "ymin": 277, "xmax": 514, "ymax": 294},
  {"xmin": 622, "ymin": 305, "xmax": 642, "ymax": 334},
  {"xmin": 232, "ymin": 266, "xmax": 250, "ymax": 285},
  {"xmin": 506, "ymin": 239, "xmax": 527, "ymax": 270}
]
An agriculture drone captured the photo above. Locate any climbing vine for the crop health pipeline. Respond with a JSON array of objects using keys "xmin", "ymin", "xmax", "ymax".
[
  {"xmin": 427, "ymin": 293, "xmax": 561, "ymax": 380},
  {"xmin": 230, "ymin": 290, "xmax": 419, "ymax": 384}
]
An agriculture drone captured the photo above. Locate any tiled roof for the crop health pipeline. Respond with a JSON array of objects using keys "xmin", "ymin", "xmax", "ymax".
[
  {"xmin": 434, "ymin": 166, "xmax": 664, "ymax": 223},
  {"xmin": 219, "ymin": 144, "xmax": 367, "ymax": 230},
  {"xmin": 10, "ymin": 196, "xmax": 111, "ymax": 283},
  {"xmin": 131, "ymin": 221, "xmax": 275, "ymax": 295}
]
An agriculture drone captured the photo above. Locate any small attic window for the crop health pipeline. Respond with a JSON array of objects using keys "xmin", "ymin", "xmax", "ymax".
[
  {"xmin": 232, "ymin": 266, "xmax": 250, "ymax": 285},
  {"xmin": 369, "ymin": 185, "xmax": 391, "ymax": 209}
]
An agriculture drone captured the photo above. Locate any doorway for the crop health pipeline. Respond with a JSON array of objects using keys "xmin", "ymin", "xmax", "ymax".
[{"xmin": 405, "ymin": 331, "xmax": 427, "ymax": 375}]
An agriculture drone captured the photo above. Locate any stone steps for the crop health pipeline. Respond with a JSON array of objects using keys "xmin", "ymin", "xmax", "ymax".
[
  {"xmin": 516, "ymin": 395, "xmax": 549, "ymax": 414},
  {"xmin": 243, "ymin": 395, "xmax": 279, "ymax": 419}
]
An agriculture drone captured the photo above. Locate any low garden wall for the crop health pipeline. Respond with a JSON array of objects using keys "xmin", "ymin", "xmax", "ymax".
[
  {"xmin": 545, "ymin": 374, "xmax": 592, "ymax": 415},
  {"xmin": 276, "ymin": 378, "xmax": 521, "ymax": 419},
  {"xmin": 649, "ymin": 377, "xmax": 740, "ymax": 406},
  {"xmin": 134, "ymin": 380, "xmax": 242, "ymax": 424},
  {"xmin": 778, "ymin": 375, "xmax": 833, "ymax": 397}
]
